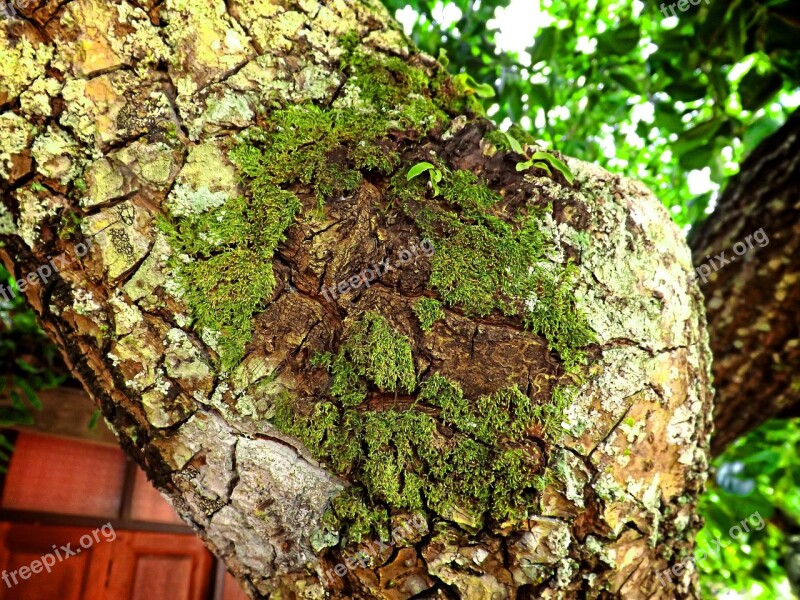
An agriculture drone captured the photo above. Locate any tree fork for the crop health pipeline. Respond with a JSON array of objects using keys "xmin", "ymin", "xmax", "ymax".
[{"xmin": 1, "ymin": 0, "xmax": 712, "ymax": 597}]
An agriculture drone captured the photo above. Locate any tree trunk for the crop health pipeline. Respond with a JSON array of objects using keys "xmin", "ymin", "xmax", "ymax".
[
  {"xmin": 0, "ymin": 0, "xmax": 713, "ymax": 598},
  {"xmin": 689, "ymin": 108, "xmax": 800, "ymax": 455}
]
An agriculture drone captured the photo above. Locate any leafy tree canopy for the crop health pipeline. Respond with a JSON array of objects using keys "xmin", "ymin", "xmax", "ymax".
[{"xmin": 386, "ymin": 0, "xmax": 800, "ymax": 226}]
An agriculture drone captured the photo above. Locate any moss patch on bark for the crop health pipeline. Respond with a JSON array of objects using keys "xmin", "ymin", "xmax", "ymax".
[{"xmin": 274, "ymin": 323, "xmax": 547, "ymax": 542}]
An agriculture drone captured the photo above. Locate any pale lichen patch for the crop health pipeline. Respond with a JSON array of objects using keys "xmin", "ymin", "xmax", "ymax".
[
  {"xmin": 114, "ymin": 140, "xmax": 182, "ymax": 190},
  {"xmin": 111, "ymin": 323, "xmax": 166, "ymax": 392},
  {"xmin": 52, "ymin": 0, "xmax": 130, "ymax": 76},
  {"xmin": 0, "ymin": 25, "xmax": 53, "ymax": 104},
  {"xmin": 165, "ymin": 142, "xmax": 239, "ymax": 217},
  {"xmin": 82, "ymin": 201, "xmax": 153, "ymax": 280},
  {"xmin": 14, "ymin": 188, "xmax": 61, "ymax": 248},
  {"xmin": 123, "ymin": 231, "xmax": 175, "ymax": 308},
  {"xmin": 0, "ymin": 112, "xmax": 35, "ymax": 180},
  {"xmin": 61, "ymin": 72, "xmax": 173, "ymax": 149},
  {"xmin": 19, "ymin": 76, "xmax": 62, "ymax": 117},
  {"xmin": 163, "ymin": 0, "xmax": 256, "ymax": 102},
  {"xmin": 0, "ymin": 204, "xmax": 14, "ymax": 236},
  {"xmin": 163, "ymin": 328, "xmax": 214, "ymax": 398},
  {"xmin": 108, "ymin": 291, "xmax": 143, "ymax": 336},
  {"xmin": 83, "ymin": 157, "xmax": 130, "ymax": 207},
  {"xmin": 31, "ymin": 125, "xmax": 82, "ymax": 184}
]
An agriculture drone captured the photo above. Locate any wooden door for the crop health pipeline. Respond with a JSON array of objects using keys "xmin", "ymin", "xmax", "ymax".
[{"xmin": 0, "ymin": 523, "xmax": 211, "ymax": 600}]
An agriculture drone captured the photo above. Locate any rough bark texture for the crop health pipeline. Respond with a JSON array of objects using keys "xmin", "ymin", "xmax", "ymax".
[
  {"xmin": 0, "ymin": 0, "xmax": 713, "ymax": 598},
  {"xmin": 689, "ymin": 108, "xmax": 800, "ymax": 455}
]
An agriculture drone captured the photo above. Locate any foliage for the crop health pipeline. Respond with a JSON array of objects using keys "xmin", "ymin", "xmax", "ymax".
[
  {"xmin": 0, "ymin": 265, "xmax": 66, "ymax": 471},
  {"xmin": 385, "ymin": 0, "xmax": 800, "ymax": 226},
  {"xmin": 412, "ymin": 297, "xmax": 445, "ymax": 331},
  {"xmin": 697, "ymin": 419, "xmax": 800, "ymax": 598}
]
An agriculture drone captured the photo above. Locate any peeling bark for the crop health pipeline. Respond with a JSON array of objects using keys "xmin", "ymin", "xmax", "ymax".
[
  {"xmin": 689, "ymin": 108, "xmax": 800, "ymax": 455},
  {"xmin": 0, "ymin": 0, "xmax": 713, "ymax": 598}
]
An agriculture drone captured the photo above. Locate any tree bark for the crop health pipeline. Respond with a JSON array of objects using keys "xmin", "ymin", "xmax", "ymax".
[
  {"xmin": 689, "ymin": 108, "xmax": 800, "ymax": 455},
  {"xmin": 0, "ymin": 0, "xmax": 713, "ymax": 598}
]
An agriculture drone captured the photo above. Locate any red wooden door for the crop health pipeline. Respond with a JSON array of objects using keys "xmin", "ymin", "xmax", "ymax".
[{"xmin": 0, "ymin": 523, "xmax": 211, "ymax": 600}]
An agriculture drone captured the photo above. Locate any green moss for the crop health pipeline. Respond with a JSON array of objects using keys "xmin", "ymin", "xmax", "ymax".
[
  {"xmin": 58, "ymin": 210, "xmax": 82, "ymax": 241},
  {"xmin": 536, "ymin": 383, "xmax": 579, "ymax": 439},
  {"xmin": 483, "ymin": 124, "xmax": 537, "ymax": 152},
  {"xmin": 274, "ymin": 369, "xmax": 544, "ymax": 542},
  {"xmin": 394, "ymin": 166, "xmax": 595, "ymax": 370},
  {"xmin": 342, "ymin": 312, "xmax": 416, "ymax": 394},
  {"xmin": 313, "ymin": 312, "xmax": 416, "ymax": 406},
  {"xmin": 418, "ymin": 373, "xmax": 535, "ymax": 443},
  {"xmin": 412, "ymin": 297, "xmax": 445, "ymax": 332},
  {"xmin": 158, "ymin": 185, "xmax": 300, "ymax": 371},
  {"xmin": 439, "ymin": 168, "xmax": 500, "ymax": 211}
]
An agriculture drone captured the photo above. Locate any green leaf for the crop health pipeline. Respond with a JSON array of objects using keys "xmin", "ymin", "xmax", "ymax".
[
  {"xmin": 407, "ymin": 162, "xmax": 436, "ymax": 180},
  {"xmin": 682, "ymin": 118, "xmax": 723, "ymax": 142},
  {"xmin": 742, "ymin": 116, "xmax": 781, "ymax": 156},
  {"xmin": 501, "ymin": 131, "xmax": 524, "ymax": 154},
  {"xmin": 454, "ymin": 73, "xmax": 495, "ymax": 98},
  {"xmin": 527, "ymin": 84, "xmax": 552, "ymax": 112},
  {"xmin": 664, "ymin": 79, "xmax": 708, "ymax": 102},
  {"xmin": 9, "ymin": 390, "xmax": 24, "ymax": 411},
  {"xmin": 437, "ymin": 48, "xmax": 450, "ymax": 68},
  {"xmin": 529, "ymin": 151, "xmax": 575, "ymax": 185},
  {"xmin": 528, "ymin": 27, "xmax": 557, "ymax": 66},
  {"xmin": 597, "ymin": 22, "xmax": 640, "ymax": 56},
  {"xmin": 610, "ymin": 70, "xmax": 642, "ymax": 94},
  {"xmin": 739, "ymin": 68, "xmax": 783, "ymax": 111},
  {"xmin": 472, "ymin": 82, "xmax": 496, "ymax": 99},
  {"xmin": 14, "ymin": 377, "xmax": 42, "ymax": 410},
  {"xmin": 14, "ymin": 358, "xmax": 39, "ymax": 374},
  {"xmin": 88, "ymin": 409, "xmax": 101, "ymax": 431},
  {"xmin": 678, "ymin": 144, "xmax": 716, "ymax": 170}
]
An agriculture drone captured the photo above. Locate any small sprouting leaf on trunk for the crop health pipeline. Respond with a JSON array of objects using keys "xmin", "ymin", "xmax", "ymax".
[
  {"xmin": 501, "ymin": 131, "xmax": 524, "ymax": 154},
  {"xmin": 454, "ymin": 73, "xmax": 496, "ymax": 98},
  {"xmin": 516, "ymin": 151, "xmax": 574, "ymax": 185},
  {"xmin": 407, "ymin": 162, "xmax": 436, "ymax": 180},
  {"xmin": 517, "ymin": 150, "xmax": 575, "ymax": 185}
]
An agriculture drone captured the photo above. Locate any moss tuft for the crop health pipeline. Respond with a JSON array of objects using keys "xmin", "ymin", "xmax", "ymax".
[
  {"xmin": 274, "ymin": 369, "xmax": 545, "ymax": 542},
  {"xmin": 340, "ymin": 312, "xmax": 417, "ymax": 395},
  {"xmin": 158, "ymin": 186, "xmax": 300, "ymax": 370},
  {"xmin": 394, "ymin": 166, "xmax": 595, "ymax": 370},
  {"xmin": 412, "ymin": 297, "xmax": 445, "ymax": 332},
  {"xmin": 313, "ymin": 312, "xmax": 416, "ymax": 405}
]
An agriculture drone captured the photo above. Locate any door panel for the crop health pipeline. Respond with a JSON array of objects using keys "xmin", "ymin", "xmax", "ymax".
[
  {"xmin": 0, "ymin": 523, "xmax": 108, "ymax": 600},
  {"xmin": 103, "ymin": 530, "xmax": 211, "ymax": 600},
  {"xmin": 0, "ymin": 524, "xmax": 211, "ymax": 600},
  {"xmin": 132, "ymin": 556, "xmax": 194, "ymax": 600}
]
